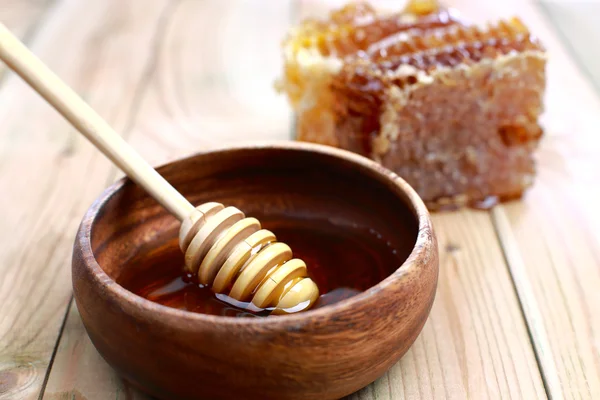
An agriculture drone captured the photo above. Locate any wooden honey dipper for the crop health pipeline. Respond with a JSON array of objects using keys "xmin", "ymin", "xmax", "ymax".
[{"xmin": 0, "ymin": 23, "xmax": 319, "ymax": 315}]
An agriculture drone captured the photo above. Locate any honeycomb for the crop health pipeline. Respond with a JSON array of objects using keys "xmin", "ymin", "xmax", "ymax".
[
  {"xmin": 287, "ymin": 2, "xmax": 462, "ymax": 57},
  {"xmin": 278, "ymin": 1, "xmax": 547, "ymax": 209},
  {"xmin": 332, "ymin": 17, "xmax": 543, "ymax": 108}
]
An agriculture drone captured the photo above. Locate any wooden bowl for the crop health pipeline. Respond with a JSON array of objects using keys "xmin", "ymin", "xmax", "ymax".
[{"xmin": 72, "ymin": 141, "xmax": 438, "ymax": 400}]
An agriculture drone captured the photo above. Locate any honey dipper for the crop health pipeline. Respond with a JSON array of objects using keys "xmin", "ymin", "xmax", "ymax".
[{"xmin": 0, "ymin": 23, "xmax": 319, "ymax": 315}]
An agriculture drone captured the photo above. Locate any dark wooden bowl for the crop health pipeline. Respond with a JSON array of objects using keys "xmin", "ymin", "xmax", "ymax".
[{"xmin": 72, "ymin": 141, "xmax": 438, "ymax": 400}]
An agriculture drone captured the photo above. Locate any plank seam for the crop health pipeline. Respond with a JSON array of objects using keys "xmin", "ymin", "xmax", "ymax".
[
  {"xmin": 490, "ymin": 208, "xmax": 552, "ymax": 400},
  {"xmin": 37, "ymin": 296, "xmax": 73, "ymax": 400},
  {"xmin": 490, "ymin": 3, "xmax": 600, "ymax": 399}
]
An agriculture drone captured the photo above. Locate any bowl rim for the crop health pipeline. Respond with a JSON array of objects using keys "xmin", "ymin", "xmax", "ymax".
[{"xmin": 75, "ymin": 140, "xmax": 435, "ymax": 327}]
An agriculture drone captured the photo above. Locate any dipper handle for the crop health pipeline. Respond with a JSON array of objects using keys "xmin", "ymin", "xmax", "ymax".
[{"xmin": 0, "ymin": 23, "xmax": 195, "ymax": 221}]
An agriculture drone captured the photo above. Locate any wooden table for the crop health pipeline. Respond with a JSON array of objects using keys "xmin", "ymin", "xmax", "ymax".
[{"xmin": 0, "ymin": 1, "xmax": 598, "ymax": 399}]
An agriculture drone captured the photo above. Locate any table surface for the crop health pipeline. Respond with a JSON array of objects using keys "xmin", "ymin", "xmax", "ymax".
[{"xmin": 0, "ymin": 0, "xmax": 598, "ymax": 399}]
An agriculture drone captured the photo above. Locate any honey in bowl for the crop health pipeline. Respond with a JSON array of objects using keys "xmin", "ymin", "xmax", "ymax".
[{"xmin": 118, "ymin": 215, "xmax": 409, "ymax": 317}]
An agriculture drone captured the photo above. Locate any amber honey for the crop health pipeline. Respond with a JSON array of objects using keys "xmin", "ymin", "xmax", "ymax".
[{"xmin": 118, "ymin": 216, "xmax": 408, "ymax": 317}]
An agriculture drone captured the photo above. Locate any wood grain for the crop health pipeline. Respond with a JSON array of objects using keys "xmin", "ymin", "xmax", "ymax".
[
  {"xmin": 42, "ymin": 1, "xmax": 544, "ymax": 399},
  {"xmin": 346, "ymin": 211, "xmax": 545, "ymax": 400},
  {"xmin": 41, "ymin": 303, "xmax": 152, "ymax": 400},
  {"xmin": 446, "ymin": 0, "xmax": 600, "ymax": 398},
  {"xmin": 0, "ymin": 0, "xmax": 171, "ymax": 399},
  {"xmin": 125, "ymin": 0, "xmax": 296, "ymax": 167}
]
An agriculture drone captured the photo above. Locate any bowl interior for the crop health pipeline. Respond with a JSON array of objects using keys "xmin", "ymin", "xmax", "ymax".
[{"xmin": 89, "ymin": 145, "xmax": 419, "ymax": 313}]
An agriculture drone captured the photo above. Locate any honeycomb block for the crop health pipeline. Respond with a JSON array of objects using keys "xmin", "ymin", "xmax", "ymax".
[{"xmin": 277, "ymin": 1, "xmax": 547, "ymax": 209}]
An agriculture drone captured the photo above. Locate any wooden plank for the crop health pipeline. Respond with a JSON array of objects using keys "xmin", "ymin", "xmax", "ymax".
[
  {"xmin": 41, "ymin": 304, "xmax": 152, "ymax": 400},
  {"xmin": 124, "ymin": 0, "xmax": 296, "ymax": 166},
  {"xmin": 0, "ymin": 0, "xmax": 56, "ymax": 80},
  {"xmin": 42, "ymin": 1, "xmax": 544, "ymax": 399},
  {"xmin": 346, "ymin": 211, "xmax": 545, "ymax": 400},
  {"xmin": 0, "ymin": 1, "xmax": 171, "ymax": 399},
  {"xmin": 444, "ymin": 0, "xmax": 600, "ymax": 398}
]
